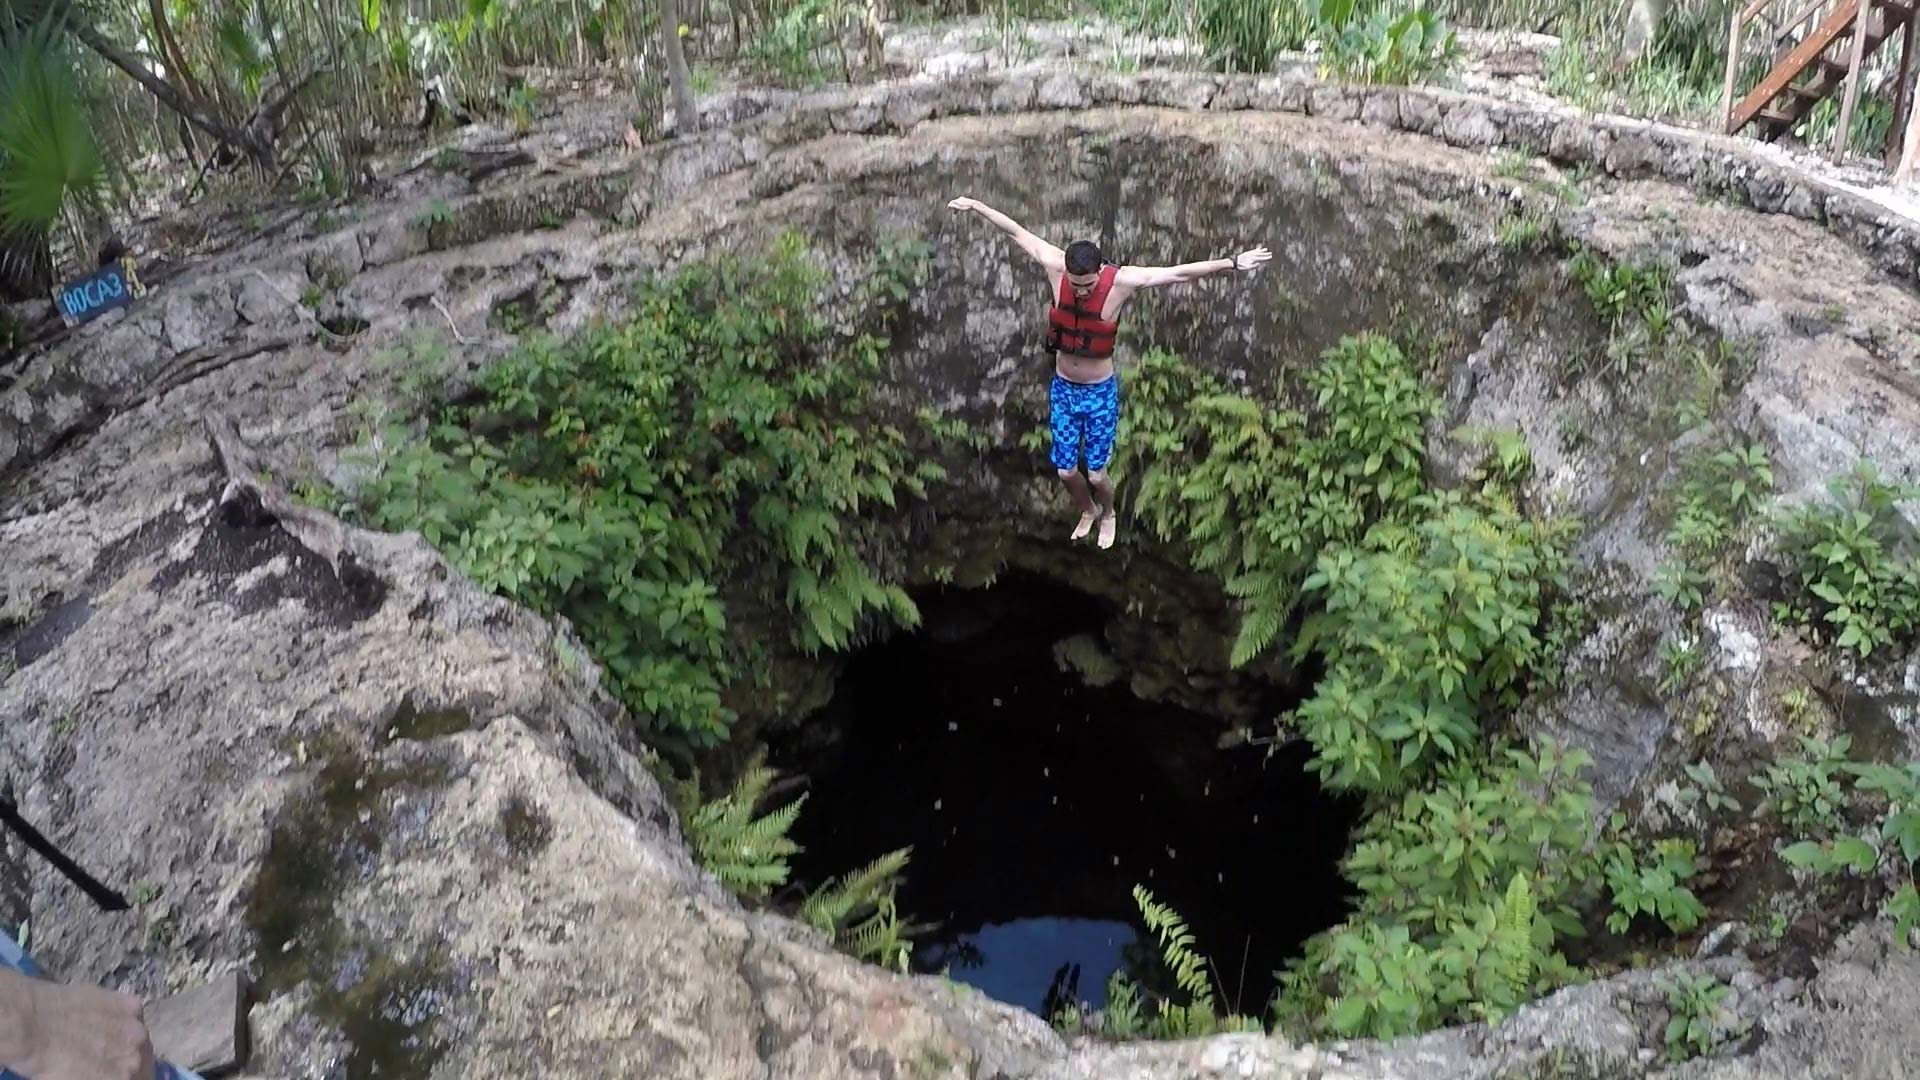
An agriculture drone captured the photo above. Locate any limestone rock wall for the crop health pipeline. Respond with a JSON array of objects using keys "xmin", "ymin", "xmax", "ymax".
[{"xmin": 3, "ymin": 60, "xmax": 1920, "ymax": 1079}]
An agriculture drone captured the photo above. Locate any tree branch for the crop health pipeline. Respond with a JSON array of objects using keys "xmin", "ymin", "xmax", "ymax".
[{"xmin": 61, "ymin": 17, "xmax": 265, "ymax": 161}]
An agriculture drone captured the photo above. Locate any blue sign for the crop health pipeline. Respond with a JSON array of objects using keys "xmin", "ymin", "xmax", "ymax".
[{"xmin": 53, "ymin": 257, "xmax": 147, "ymax": 327}]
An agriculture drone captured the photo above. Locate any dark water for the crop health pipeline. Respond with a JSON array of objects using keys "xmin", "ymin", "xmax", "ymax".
[{"xmin": 775, "ymin": 573, "xmax": 1359, "ymax": 1020}]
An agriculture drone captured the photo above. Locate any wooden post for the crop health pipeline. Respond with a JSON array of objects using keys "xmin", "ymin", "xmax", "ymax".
[
  {"xmin": 1888, "ymin": 7, "xmax": 1918, "ymax": 166},
  {"xmin": 1835, "ymin": 0, "xmax": 1875, "ymax": 161}
]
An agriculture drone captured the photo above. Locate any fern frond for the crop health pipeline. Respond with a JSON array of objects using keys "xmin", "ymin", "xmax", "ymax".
[
  {"xmin": 800, "ymin": 846, "xmax": 911, "ymax": 932},
  {"xmin": 682, "ymin": 752, "xmax": 805, "ymax": 901},
  {"xmin": 1493, "ymin": 872, "xmax": 1537, "ymax": 1000},
  {"xmin": 845, "ymin": 893, "xmax": 912, "ymax": 972},
  {"xmin": 1229, "ymin": 602, "xmax": 1285, "ymax": 669},
  {"xmin": 1103, "ymin": 973, "xmax": 1143, "ymax": 1039},
  {"xmin": 1133, "ymin": 885, "xmax": 1216, "ymax": 1013}
]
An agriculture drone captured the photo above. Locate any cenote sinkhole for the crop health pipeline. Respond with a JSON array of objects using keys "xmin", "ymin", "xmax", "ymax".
[{"xmin": 773, "ymin": 572, "xmax": 1362, "ymax": 1020}]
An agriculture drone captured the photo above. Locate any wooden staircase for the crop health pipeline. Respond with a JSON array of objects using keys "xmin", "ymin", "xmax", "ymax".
[{"xmin": 1723, "ymin": 0, "xmax": 1920, "ymax": 159}]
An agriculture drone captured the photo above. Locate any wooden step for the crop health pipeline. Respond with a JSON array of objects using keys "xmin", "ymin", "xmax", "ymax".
[{"xmin": 1728, "ymin": 0, "xmax": 1913, "ymax": 136}]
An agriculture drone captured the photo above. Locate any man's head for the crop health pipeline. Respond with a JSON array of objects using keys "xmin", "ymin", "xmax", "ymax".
[{"xmin": 1064, "ymin": 240, "xmax": 1104, "ymax": 294}]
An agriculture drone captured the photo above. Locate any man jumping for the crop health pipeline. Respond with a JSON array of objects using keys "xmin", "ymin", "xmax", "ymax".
[{"xmin": 947, "ymin": 197, "xmax": 1271, "ymax": 549}]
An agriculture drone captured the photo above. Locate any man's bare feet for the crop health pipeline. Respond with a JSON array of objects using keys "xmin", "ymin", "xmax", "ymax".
[
  {"xmin": 1071, "ymin": 510, "xmax": 1099, "ymax": 541},
  {"xmin": 1097, "ymin": 511, "xmax": 1117, "ymax": 550}
]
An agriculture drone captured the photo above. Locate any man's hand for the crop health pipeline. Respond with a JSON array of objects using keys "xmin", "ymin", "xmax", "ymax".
[
  {"xmin": 947, "ymin": 196, "xmax": 984, "ymax": 214},
  {"xmin": 16, "ymin": 979, "xmax": 156, "ymax": 1080},
  {"xmin": 1234, "ymin": 245, "xmax": 1273, "ymax": 273}
]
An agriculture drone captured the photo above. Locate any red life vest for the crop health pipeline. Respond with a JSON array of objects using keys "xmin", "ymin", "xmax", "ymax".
[{"xmin": 1046, "ymin": 264, "xmax": 1120, "ymax": 359}]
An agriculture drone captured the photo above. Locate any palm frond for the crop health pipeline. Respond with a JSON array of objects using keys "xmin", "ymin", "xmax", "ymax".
[{"xmin": 0, "ymin": 15, "xmax": 103, "ymax": 244}]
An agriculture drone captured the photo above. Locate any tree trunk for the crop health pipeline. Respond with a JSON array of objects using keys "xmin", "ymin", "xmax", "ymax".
[
  {"xmin": 62, "ymin": 17, "xmax": 267, "ymax": 163},
  {"xmin": 146, "ymin": 0, "xmax": 207, "ymax": 107},
  {"xmin": 863, "ymin": 0, "xmax": 885, "ymax": 73},
  {"xmin": 1898, "ymin": 83, "xmax": 1920, "ymax": 186},
  {"xmin": 1616, "ymin": 0, "xmax": 1666, "ymax": 71},
  {"xmin": 660, "ymin": 0, "xmax": 699, "ymax": 135}
]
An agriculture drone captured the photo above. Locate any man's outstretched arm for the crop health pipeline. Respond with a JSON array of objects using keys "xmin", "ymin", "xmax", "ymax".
[
  {"xmin": 1117, "ymin": 244, "xmax": 1273, "ymax": 289},
  {"xmin": 948, "ymin": 197, "xmax": 1065, "ymax": 272}
]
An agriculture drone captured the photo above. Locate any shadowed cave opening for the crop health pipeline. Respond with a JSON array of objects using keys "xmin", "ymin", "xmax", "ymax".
[{"xmin": 772, "ymin": 571, "xmax": 1362, "ymax": 1020}]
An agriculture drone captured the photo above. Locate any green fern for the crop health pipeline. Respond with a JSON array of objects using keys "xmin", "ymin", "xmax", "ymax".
[
  {"xmin": 844, "ymin": 892, "xmax": 912, "ymax": 973},
  {"xmin": 1482, "ymin": 872, "xmax": 1538, "ymax": 1020},
  {"xmin": 679, "ymin": 753, "xmax": 805, "ymax": 901},
  {"xmin": 800, "ymin": 847, "xmax": 911, "ymax": 931},
  {"xmin": 1101, "ymin": 973, "xmax": 1143, "ymax": 1039},
  {"xmin": 1133, "ymin": 885, "xmax": 1217, "ymax": 1015},
  {"xmin": 801, "ymin": 846, "xmax": 915, "ymax": 973},
  {"xmin": 1229, "ymin": 600, "xmax": 1287, "ymax": 669}
]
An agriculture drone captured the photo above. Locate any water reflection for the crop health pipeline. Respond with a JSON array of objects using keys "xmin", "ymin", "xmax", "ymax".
[{"xmin": 918, "ymin": 917, "xmax": 1138, "ymax": 1015}]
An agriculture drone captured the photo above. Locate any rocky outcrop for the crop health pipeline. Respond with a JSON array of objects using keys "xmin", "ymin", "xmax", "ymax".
[{"xmin": 5, "ymin": 56, "xmax": 1920, "ymax": 1080}]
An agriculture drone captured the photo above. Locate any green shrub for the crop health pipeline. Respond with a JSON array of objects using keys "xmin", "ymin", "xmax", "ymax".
[
  {"xmin": 1754, "ymin": 734, "xmax": 1854, "ymax": 835},
  {"xmin": 354, "ymin": 234, "xmax": 934, "ymax": 748},
  {"xmin": 1773, "ymin": 464, "xmax": 1920, "ymax": 659},
  {"xmin": 1605, "ymin": 838, "xmax": 1707, "ymax": 934},
  {"xmin": 1662, "ymin": 970, "xmax": 1741, "ymax": 1062},
  {"xmin": 1782, "ymin": 758, "xmax": 1920, "ymax": 948},
  {"xmin": 1277, "ymin": 740, "xmax": 1596, "ymax": 1037},
  {"xmin": 1121, "ymin": 333, "xmax": 1438, "ymax": 676},
  {"xmin": 1291, "ymin": 493, "xmax": 1571, "ymax": 791},
  {"xmin": 1124, "ymin": 335, "xmax": 1576, "ymax": 794}
]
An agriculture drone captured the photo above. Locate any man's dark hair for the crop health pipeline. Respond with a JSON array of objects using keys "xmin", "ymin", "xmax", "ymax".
[{"xmin": 1064, "ymin": 240, "xmax": 1103, "ymax": 276}]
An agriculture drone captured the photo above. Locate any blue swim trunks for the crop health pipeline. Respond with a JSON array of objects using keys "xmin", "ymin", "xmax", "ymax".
[{"xmin": 1049, "ymin": 372, "xmax": 1120, "ymax": 473}]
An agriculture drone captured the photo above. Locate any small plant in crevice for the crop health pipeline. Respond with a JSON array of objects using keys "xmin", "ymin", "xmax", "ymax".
[
  {"xmin": 1604, "ymin": 835, "xmax": 1707, "ymax": 935},
  {"xmin": 1674, "ymin": 762, "xmax": 1741, "ymax": 818},
  {"xmin": 1781, "ymin": 757, "xmax": 1920, "ymax": 949},
  {"xmin": 1566, "ymin": 247, "xmax": 1678, "ymax": 375},
  {"xmin": 366, "ymin": 330, "xmax": 455, "ymax": 421},
  {"xmin": 1779, "ymin": 685, "xmax": 1818, "ymax": 734},
  {"xmin": 669, "ymin": 752, "xmax": 805, "ymax": 901},
  {"xmin": 1492, "ymin": 148, "xmax": 1533, "ymax": 180},
  {"xmin": 1664, "ymin": 441, "xmax": 1774, "ymax": 562},
  {"xmin": 1671, "ymin": 339, "xmax": 1749, "ymax": 432},
  {"xmin": 1754, "ymin": 734, "xmax": 1854, "ymax": 836},
  {"xmin": 1569, "ymin": 248, "xmax": 1670, "ymax": 333},
  {"xmin": 413, "ymin": 198, "xmax": 455, "ymax": 232},
  {"xmin": 1455, "ymin": 425, "xmax": 1534, "ymax": 494},
  {"xmin": 1496, "ymin": 206, "xmax": 1553, "ymax": 253},
  {"xmin": 1658, "ymin": 637, "xmax": 1703, "ymax": 696},
  {"xmin": 1654, "ymin": 562, "xmax": 1711, "ymax": 614},
  {"xmin": 800, "ymin": 846, "xmax": 916, "ymax": 973},
  {"xmin": 1772, "ymin": 463, "xmax": 1920, "ymax": 659},
  {"xmin": 1535, "ymin": 596, "xmax": 1593, "ymax": 691},
  {"xmin": 1662, "ymin": 970, "xmax": 1743, "ymax": 1063}
]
